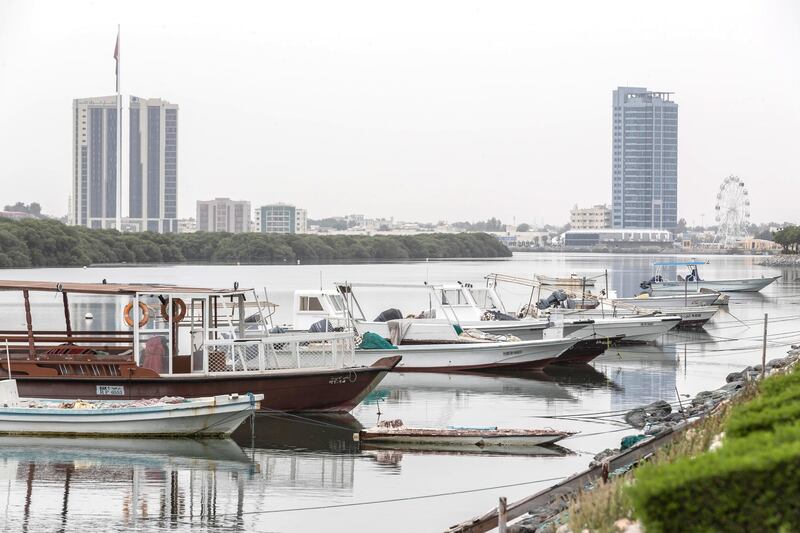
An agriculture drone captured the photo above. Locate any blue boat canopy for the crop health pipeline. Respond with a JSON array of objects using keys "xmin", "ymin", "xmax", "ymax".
[{"xmin": 653, "ymin": 261, "xmax": 707, "ymax": 267}]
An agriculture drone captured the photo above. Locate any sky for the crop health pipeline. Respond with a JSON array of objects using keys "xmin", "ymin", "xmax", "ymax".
[{"xmin": 0, "ymin": 0, "xmax": 798, "ymax": 226}]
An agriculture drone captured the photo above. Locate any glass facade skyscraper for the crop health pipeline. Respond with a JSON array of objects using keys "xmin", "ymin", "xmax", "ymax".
[
  {"xmin": 71, "ymin": 96, "xmax": 119, "ymax": 229},
  {"xmin": 129, "ymin": 96, "xmax": 179, "ymax": 233},
  {"xmin": 612, "ymin": 87, "xmax": 678, "ymax": 229}
]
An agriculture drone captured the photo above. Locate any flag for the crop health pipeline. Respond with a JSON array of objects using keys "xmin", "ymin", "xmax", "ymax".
[{"xmin": 113, "ymin": 27, "xmax": 120, "ymax": 92}]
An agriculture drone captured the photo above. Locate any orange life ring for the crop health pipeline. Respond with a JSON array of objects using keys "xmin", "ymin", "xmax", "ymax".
[
  {"xmin": 160, "ymin": 298, "xmax": 187, "ymax": 323},
  {"xmin": 123, "ymin": 301, "xmax": 149, "ymax": 328}
]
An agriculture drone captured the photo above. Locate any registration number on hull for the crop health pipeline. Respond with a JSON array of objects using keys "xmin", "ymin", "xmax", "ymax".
[
  {"xmin": 96, "ymin": 385, "xmax": 125, "ymax": 396},
  {"xmin": 502, "ymin": 350, "xmax": 522, "ymax": 356}
]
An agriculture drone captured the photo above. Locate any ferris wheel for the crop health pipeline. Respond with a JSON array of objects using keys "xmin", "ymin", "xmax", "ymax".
[{"xmin": 714, "ymin": 175, "xmax": 750, "ymax": 247}]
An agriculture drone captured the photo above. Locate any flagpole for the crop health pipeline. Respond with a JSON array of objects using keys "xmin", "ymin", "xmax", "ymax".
[{"xmin": 116, "ymin": 24, "xmax": 123, "ymax": 232}]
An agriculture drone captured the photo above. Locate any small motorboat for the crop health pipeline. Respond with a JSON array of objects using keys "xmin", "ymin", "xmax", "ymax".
[
  {"xmin": 641, "ymin": 260, "xmax": 780, "ymax": 293},
  {"xmin": 0, "ymin": 379, "xmax": 262, "ymax": 437},
  {"xmin": 603, "ymin": 291, "xmax": 723, "ymax": 308},
  {"xmin": 355, "ymin": 419, "xmax": 575, "ymax": 447},
  {"xmin": 535, "ymin": 274, "xmax": 596, "ymax": 288}
]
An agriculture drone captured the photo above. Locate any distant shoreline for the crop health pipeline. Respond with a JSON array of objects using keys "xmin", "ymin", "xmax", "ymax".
[{"xmin": 513, "ymin": 246, "xmax": 775, "ymax": 255}]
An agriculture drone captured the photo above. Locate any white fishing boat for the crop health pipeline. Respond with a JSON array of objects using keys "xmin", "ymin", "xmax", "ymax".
[
  {"xmin": 354, "ymin": 320, "xmax": 579, "ymax": 371},
  {"xmin": 456, "ymin": 281, "xmax": 681, "ymax": 343},
  {"xmin": 562, "ymin": 305, "xmax": 718, "ymax": 329},
  {"xmin": 292, "ymin": 285, "xmax": 601, "ymax": 366},
  {"xmin": 0, "ymin": 379, "xmax": 262, "ymax": 437},
  {"xmin": 290, "ymin": 284, "xmax": 678, "ymax": 364},
  {"xmin": 603, "ymin": 291, "xmax": 723, "ymax": 308},
  {"xmin": 535, "ymin": 274, "xmax": 596, "ymax": 288},
  {"xmin": 641, "ymin": 260, "xmax": 780, "ymax": 293},
  {"xmin": 357, "ymin": 420, "xmax": 574, "ymax": 447}
]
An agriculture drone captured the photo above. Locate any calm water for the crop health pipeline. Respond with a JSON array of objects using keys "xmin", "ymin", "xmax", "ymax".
[{"xmin": 1, "ymin": 253, "xmax": 798, "ymax": 532}]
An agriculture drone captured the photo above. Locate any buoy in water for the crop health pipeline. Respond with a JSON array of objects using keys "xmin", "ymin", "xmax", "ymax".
[{"xmin": 84, "ymin": 312, "xmax": 94, "ymax": 320}]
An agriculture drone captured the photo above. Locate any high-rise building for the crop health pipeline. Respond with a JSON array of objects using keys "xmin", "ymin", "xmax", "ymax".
[
  {"xmin": 257, "ymin": 204, "xmax": 297, "ymax": 234},
  {"xmin": 611, "ymin": 87, "xmax": 678, "ymax": 230},
  {"xmin": 196, "ymin": 198, "xmax": 251, "ymax": 233},
  {"xmin": 129, "ymin": 96, "xmax": 179, "ymax": 233},
  {"xmin": 71, "ymin": 96, "xmax": 119, "ymax": 229}
]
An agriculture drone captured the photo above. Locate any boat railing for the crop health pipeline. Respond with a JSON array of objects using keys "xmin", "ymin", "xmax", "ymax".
[
  {"xmin": 0, "ymin": 330, "xmax": 134, "ymax": 358},
  {"xmin": 203, "ymin": 331, "xmax": 356, "ymax": 374}
]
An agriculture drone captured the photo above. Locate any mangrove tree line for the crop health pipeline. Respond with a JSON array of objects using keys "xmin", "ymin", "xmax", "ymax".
[{"xmin": 0, "ymin": 218, "xmax": 511, "ymax": 268}]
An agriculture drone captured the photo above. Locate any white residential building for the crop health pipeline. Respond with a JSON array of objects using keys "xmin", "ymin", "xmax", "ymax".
[
  {"xmin": 196, "ymin": 198, "xmax": 251, "ymax": 233},
  {"xmin": 570, "ymin": 204, "xmax": 612, "ymax": 230}
]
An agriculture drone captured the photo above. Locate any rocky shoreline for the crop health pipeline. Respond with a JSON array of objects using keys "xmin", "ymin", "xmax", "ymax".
[
  {"xmin": 509, "ymin": 345, "xmax": 800, "ymax": 533},
  {"xmin": 756, "ymin": 255, "xmax": 800, "ymax": 267}
]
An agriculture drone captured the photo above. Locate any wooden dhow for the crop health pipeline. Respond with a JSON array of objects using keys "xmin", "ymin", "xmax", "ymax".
[{"xmin": 0, "ymin": 280, "xmax": 399, "ymax": 413}]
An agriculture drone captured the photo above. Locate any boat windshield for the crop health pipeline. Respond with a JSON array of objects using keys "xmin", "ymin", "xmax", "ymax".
[
  {"xmin": 329, "ymin": 294, "xmax": 345, "ymax": 312},
  {"xmin": 469, "ymin": 288, "xmax": 496, "ymax": 310},
  {"xmin": 439, "ymin": 289, "xmax": 471, "ymax": 306}
]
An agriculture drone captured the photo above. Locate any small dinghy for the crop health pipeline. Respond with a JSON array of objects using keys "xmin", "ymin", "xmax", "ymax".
[
  {"xmin": 0, "ymin": 379, "xmax": 262, "ymax": 437},
  {"xmin": 355, "ymin": 419, "xmax": 575, "ymax": 447}
]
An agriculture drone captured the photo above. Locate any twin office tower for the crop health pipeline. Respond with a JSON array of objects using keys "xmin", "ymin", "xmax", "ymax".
[{"xmin": 70, "ymin": 95, "xmax": 178, "ymax": 233}]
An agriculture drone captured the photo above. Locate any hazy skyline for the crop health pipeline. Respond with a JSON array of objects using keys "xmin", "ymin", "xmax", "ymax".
[{"xmin": 1, "ymin": 0, "xmax": 798, "ymax": 225}]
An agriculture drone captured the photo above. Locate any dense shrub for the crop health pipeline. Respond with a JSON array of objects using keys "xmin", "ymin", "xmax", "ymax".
[
  {"xmin": 629, "ymin": 422, "xmax": 800, "ymax": 533},
  {"xmin": 630, "ymin": 366, "xmax": 800, "ymax": 532},
  {"xmin": 726, "ymin": 368, "xmax": 800, "ymax": 438},
  {"xmin": 0, "ymin": 218, "xmax": 511, "ymax": 267}
]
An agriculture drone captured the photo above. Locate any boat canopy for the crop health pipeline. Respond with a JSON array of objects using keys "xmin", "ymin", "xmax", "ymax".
[
  {"xmin": 652, "ymin": 261, "xmax": 707, "ymax": 267},
  {"xmin": 0, "ymin": 280, "xmax": 250, "ymax": 296}
]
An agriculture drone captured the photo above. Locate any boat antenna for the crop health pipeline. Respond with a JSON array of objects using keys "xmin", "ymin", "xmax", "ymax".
[{"xmin": 4, "ymin": 339, "xmax": 10, "ymax": 378}]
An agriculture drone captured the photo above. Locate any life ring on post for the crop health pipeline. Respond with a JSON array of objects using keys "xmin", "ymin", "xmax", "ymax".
[
  {"xmin": 123, "ymin": 301, "xmax": 150, "ymax": 328},
  {"xmin": 160, "ymin": 298, "xmax": 187, "ymax": 323}
]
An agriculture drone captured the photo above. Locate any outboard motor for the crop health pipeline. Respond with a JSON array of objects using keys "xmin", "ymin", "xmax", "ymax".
[
  {"xmin": 374, "ymin": 308, "xmax": 403, "ymax": 322},
  {"xmin": 536, "ymin": 289, "xmax": 569, "ymax": 310},
  {"xmin": 640, "ymin": 275, "xmax": 662, "ymax": 290},
  {"xmin": 309, "ymin": 319, "xmax": 333, "ymax": 332}
]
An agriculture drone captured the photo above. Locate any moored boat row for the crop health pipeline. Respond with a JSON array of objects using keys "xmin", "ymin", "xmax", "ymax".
[{"xmin": 0, "ymin": 258, "xmax": 760, "ymax": 420}]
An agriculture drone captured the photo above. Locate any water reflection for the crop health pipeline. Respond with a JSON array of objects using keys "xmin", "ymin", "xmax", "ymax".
[
  {"xmin": 378, "ymin": 371, "xmax": 576, "ymax": 401},
  {"xmin": 0, "ymin": 437, "xmax": 255, "ymax": 532},
  {"xmin": 0, "ymin": 418, "xmax": 364, "ymax": 533},
  {"xmin": 541, "ymin": 364, "xmax": 621, "ymax": 391},
  {"xmin": 232, "ymin": 412, "xmax": 362, "ymax": 454}
]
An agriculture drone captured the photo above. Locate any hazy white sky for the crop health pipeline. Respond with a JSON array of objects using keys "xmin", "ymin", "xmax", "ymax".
[{"xmin": 0, "ymin": 0, "xmax": 798, "ymax": 225}]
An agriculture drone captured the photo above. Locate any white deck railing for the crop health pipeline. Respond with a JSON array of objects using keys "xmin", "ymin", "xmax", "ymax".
[{"xmin": 204, "ymin": 331, "xmax": 356, "ymax": 374}]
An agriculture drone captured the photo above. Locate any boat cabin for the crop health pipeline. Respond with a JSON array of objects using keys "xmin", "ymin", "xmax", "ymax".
[
  {"xmin": 293, "ymin": 290, "xmax": 349, "ymax": 330},
  {"xmin": 0, "ymin": 280, "xmax": 354, "ymax": 379}
]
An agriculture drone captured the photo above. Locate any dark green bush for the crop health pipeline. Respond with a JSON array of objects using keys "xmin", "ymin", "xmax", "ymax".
[
  {"xmin": 759, "ymin": 368, "xmax": 800, "ymax": 396},
  {"xmin": 726, "ymin": 367, "xmax": 800, "ymax": 438},
  {"xmin": 629, "ymin": 422, "xmax": 800, "ymax": 533}
]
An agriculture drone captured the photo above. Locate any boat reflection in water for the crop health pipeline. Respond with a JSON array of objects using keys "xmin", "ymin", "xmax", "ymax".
[
  {"xmin": 375, "ymin": 371, "xmax": 577, "ymax": 402},
  {"xmin": 361, "ymin": 442, "xmax": 572, "ymax": 468},
  {"xmin": 0, "ymin": 436, "xmax": 255, "ymax": 532},
  {"xmin": 0, "ymin": 415, "xmax": 363, "ymax": 532}
]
